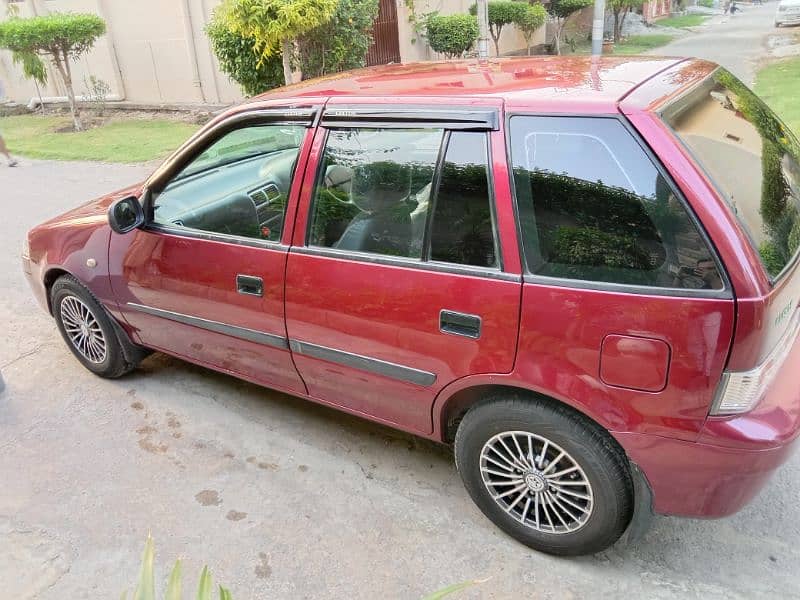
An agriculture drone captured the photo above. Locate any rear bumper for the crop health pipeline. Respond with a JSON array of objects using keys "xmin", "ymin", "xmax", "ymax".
[{"xmin": 617, "ymin": 430, "xmax": 799, "ymax": 517}]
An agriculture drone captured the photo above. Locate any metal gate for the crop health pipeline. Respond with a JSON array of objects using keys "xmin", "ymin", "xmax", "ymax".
[{"xmin": 366, "ymin": 0, "xmax": 401, "ymax": 66}]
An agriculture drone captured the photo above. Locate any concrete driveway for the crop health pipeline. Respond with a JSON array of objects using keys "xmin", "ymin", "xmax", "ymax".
[
  {"xmin": 648, "ymin": 3, "xmax": 784, "ymax": 83},
  {"xmin": 2, "ymin": 157, "xmax": 800, "ymax": 599}
]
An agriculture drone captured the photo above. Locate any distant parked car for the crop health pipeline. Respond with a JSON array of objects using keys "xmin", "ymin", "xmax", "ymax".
[
  {"xmin": 22, "ymin": 57, "xmax": 800, "ymax": 556},
  {"xmin": 775, "ymin": 0, "xmax": 800, "ymax": 25}
]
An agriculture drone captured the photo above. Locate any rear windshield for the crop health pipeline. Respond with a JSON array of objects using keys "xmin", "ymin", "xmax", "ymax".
[{"xmin": 663, "ymin": 68, "xmax": 800, "ymax": 280}]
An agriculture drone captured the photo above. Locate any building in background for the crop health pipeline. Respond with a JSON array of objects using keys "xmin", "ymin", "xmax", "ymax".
[
  {"xmin": 642, "ymin": 0, "xmax": 672, "ymax": 23},
  {"xmin": 0, "ymin": 0, "xmax": 545, "ymax": 106}
]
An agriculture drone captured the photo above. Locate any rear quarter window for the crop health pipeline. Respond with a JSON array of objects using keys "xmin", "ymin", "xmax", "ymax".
[
  {"xmin": 509, "ymin": 116, "xmax": 724, "ymax": 291},
  {"xmin": 663, "ymin": 69, "xmax": 800, "ymax": 280}
]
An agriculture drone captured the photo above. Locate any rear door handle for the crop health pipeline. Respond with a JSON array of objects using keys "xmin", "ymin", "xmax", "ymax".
[
  {"xmin": 236, "ymin": 274, "xmax": 263, "ymax": 297},
  {"xmin": 440, "ymin": 310, "xmax": 481, "ymax": 339}
]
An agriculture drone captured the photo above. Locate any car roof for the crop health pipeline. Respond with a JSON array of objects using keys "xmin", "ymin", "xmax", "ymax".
[{"xmin": 249, "ymin": 56, "xmax": 691, "ymax": 112}]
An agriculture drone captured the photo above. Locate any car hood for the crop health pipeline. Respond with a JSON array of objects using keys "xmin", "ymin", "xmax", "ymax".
[{"xmin": 39, "ymin": 182, "xmax": 145, "ymax": 229}]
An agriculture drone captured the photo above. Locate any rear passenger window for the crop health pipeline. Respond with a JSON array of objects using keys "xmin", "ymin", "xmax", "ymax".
[
  {"xmin": 430, "ymin": 132, "xmax": 497, "ymax": 267},
  {"xmin": 310, "ymin": 127, "xmax": 499, "ymax": 269},
  {"xmin": 509, "ymin": 116, "xmax": 723, "ymax": 290},
  {"xmin": 309, "ymin": 128, "xmax": 442, "ymax": 259}
]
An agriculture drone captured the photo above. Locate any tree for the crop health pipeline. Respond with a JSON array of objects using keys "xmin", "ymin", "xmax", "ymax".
[
  {"xmin": 545, "ymin": 0, "xmax": 592, "ymax": 55},
  {"xmin": 470, "ymin": 1, "xmax": 528, "ymax": 56},
  {"xmin": 206, "ymin": 18, "xmax": 284, "ymax": 96},
  {"xmin": 607, "ymin": 0, "xmax": 645, "ymax": 43},
  {"xmin": 12, "ymin": 50, "xmax": 48, "ymax": 112},
  {"xmin": 514, "ymin": 3, "xmax": 547, "ymax": 55},
  {"xmin": 297, "ymin": 0, "xmax": 379, "ymax": 80},
  {"xmin": 0, "ymin": 13, "xmax": 106, "ymax": 131},
  {"xmin": 216, "ymin": 0, "xmax": 338, "ymax": 86},
  {"xmin": 425, "ymin": 14, "xmax": 479, "ymax": 59}
]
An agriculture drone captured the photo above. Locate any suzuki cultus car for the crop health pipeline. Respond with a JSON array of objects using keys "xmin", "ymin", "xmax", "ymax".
[{"xmin": 23, "ymin": 57, "xmax": 800, "ymax": 556}]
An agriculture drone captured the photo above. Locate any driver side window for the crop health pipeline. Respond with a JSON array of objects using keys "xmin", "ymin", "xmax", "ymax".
[{"xmin": 152, "ymin": 123, "xmax": 306, "ymax": 243}]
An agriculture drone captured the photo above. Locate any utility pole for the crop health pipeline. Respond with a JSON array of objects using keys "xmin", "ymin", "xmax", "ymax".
[
  {"xmin": 591, "ymin": 0, "xmax": 607, "ymax": 55},
  {"xmin": 476, "ymin": 0, "xmax": 490, "ymax": 61}
]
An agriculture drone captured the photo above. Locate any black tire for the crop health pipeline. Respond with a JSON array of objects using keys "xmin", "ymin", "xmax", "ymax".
[
  {"xmin": 454, "ymin": 394, "xmax": 633, "ymax": 556},
  {"xmin": 51, "ymin": 275, "xmax": 143, "ymax": 378}
]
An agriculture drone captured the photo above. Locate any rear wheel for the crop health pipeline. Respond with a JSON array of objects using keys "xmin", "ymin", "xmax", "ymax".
[
  {"xmin": 52, "ymin": 275, "xmax": 142, "ymax": 378},
  {"xmin": 454, "ymin": 395, "xmax": 633, "ymax": 556}
]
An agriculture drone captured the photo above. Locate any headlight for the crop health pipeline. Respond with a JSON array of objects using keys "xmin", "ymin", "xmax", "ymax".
[
  {"xmin": 21, "ymin": 236, "xmax": 30, "ymax": 260},
  {"xmin": 711, "ymin": 310, "xmax": 800, "ymax": 415}
]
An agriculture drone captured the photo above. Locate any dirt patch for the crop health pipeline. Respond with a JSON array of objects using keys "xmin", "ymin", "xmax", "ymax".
[
  {"xmin": 254, "ymin": 552, "xmax": 272, "ymax": 579},
  {"xmin": 130, "ymin": 401, "xmax": 144, "ymax": 411},
  {"xmin": 226, "ymin": 510, "xmax": 247, "ymax": 522},
  {"xmin": 195, "ymin": 489, "xmax": 222, "ymax": 506}
]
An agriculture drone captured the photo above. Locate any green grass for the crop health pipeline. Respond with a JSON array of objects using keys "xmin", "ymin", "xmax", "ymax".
[
  {"xmin": 656, "ymin": 14, "xmax": 709, "ymax": 28},
  {"xmin": 615, "ymin": 34, "xmax": 675, "ymax": 55},
  {"xmin": 755, "ymin": 56, "xmax": 800, "ymax": 139},
  {"xmin": 568, "ymin": 34, "xmax": 674, "ymax": 55},
  {"xmin": 0, "ymin": 115, "xmax": 199, "ymax": 162}
]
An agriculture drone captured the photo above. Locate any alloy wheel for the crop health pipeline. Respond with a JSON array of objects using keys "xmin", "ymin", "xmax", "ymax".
[
  {"xmin": 59, "ymin": 295, "xmax": 107, "ymax": 364},
  {"xmin": 479, "ymin": 431, "xmax": 594, "ymax": 534}
]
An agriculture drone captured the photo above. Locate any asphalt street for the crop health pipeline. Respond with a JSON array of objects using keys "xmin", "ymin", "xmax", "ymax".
[{"xmin": 2, "ymin": 10, "xmax": 800, "ymax": 598}]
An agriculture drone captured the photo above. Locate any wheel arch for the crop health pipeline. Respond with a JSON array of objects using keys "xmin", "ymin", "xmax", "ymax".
[
  {"xmin": 43, "ymin": 267, "xmax": 73, "ymax": 314},
  {"xmin": 435, "ymin": 378, "xmax": 614, "ymax": 446}
]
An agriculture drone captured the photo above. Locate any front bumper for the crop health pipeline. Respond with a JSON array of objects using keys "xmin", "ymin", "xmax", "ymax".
[{"xmin": 22, "ymin": 255, "xmax": 50, "ymax": 314}]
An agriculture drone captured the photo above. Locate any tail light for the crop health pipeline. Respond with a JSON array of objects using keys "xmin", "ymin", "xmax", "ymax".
[{"xmin": 711, "ymin": 309, "xmax": 800, "ymax": 415}]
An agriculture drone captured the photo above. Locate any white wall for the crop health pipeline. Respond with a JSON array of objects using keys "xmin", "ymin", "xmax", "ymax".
[{"xmin": 396, "ymin": 0, "xmax": 546, "ymax": 62}]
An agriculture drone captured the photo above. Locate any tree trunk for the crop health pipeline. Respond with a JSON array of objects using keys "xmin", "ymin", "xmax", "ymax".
[
  {"xmin": 34, "ymin": 81, "xmax": 45, "ymax": 114},
  {"xmin": 281, "ymin": 39, "xmax": 293, "ymax": 86},
  {"xmin": 553, "ymin": 20, "xmax": 562, "ymax": 55},
  {"xmin": 491, "ymin": 30, "xmax": 501, "ymax": 57},
  {"xmin": 619, "ymin": 8, "xmax": 630, "ymax": 40},
  {"xmin": 613, "ymin": 11, "xmax": 622, "ymax": 43},
  {"xmin": 52, "ymin": 49, "xmax": 82, "ymax": 131}
]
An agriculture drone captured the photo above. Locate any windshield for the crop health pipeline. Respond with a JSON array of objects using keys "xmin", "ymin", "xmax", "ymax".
[
  {"xmin": 176, "ymin": 125, "xmax": 304, "ymax": 181},
  {"xmin": 663, "ymin": 68, "xmax": 800, "ymax": 280}
]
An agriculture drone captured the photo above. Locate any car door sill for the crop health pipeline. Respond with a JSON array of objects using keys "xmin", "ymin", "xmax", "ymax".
[
  {"xmin": 289, "ymin": 339, "xmax": 437, "ymax": 387},
  {"xmin": 127, "ymin": 302, "xmax": 289, "ymax": 349}
]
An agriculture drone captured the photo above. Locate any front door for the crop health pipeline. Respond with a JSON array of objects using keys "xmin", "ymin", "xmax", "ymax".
[
  {"xmin": 109, "ymin": 110, "xmax": 316, "ymax": 394},
  {"xmin": 284, "ymin": 106, "xmax": 522, "ymax": 434}
]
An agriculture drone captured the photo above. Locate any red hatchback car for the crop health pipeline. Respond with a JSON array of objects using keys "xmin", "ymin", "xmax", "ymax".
[{"xmin": 22, "ymin": 57, "xmax": 800, "ymax": 555}]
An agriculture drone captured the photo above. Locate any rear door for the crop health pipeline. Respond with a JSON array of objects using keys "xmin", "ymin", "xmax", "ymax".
[{"xmin": 284, "ymin": 102, "xmax": 522, "ymax": 434}]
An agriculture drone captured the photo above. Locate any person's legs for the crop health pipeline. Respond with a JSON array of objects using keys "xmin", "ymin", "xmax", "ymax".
[{"xmin": 0, "ymin": 133, "xmax": 17, "ymax": 166}]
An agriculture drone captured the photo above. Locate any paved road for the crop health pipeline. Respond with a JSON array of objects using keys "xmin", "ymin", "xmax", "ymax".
[{"xmin": 650, "ymin": 3, "xmax": 781, "ymax": 83}]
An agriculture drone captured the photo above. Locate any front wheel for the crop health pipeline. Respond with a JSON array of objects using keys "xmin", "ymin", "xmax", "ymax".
[
  {"xmin": 52, "ymin": 275, "xmax": 140, "ymax": 378},
  {"xmin": 454, "ymin": 395, "xmax": 634, "ymax": 556}
]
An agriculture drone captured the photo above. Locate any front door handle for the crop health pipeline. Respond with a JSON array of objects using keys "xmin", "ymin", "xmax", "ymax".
[
  {"xmin": 440, "ymin": 310, "xmax": 481, "ymax": 339},
  {"xmin": 236, "ymin": 274, "xmax": 263, "ymax": 297}
]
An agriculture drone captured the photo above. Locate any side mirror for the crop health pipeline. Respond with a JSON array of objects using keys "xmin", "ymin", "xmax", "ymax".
[{"xmin": 108, "ymin": 196, "xmax": 144, "ymax": 234}]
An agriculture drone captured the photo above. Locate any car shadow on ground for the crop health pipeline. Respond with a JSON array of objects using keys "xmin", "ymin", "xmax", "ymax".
[{"xmin": 115, "ymin": 351, "xmax": 798, "ymax": 591}]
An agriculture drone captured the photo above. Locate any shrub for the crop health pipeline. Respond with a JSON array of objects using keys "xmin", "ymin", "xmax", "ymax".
[
  {"xmin": 425, "ymin": 14, "xmax": 479, "ymax": 59},
  {"xmin": 698, "ymin": 0, "xmax": 714, "ymax": 7},
  {"xmin": 297, "ymin": 0, "xmax": 379, "ymax": 80},
  {"xmin": 514, "ymin": 3, "xmax": 547, "ymax": 55},
  {"xmin": 215, "ymin": 0, "xmax": 338, "ymax": 85},
  {"xmin": 759, "ymin": 240, "xmax": 784, "ymax": 278},
  {"xmin": 470, "ymin": 1, "xmax": 529, "ymax": 56},
  {"xmin": 206, "ymin": 18, "xmax": 284, "ymax": 96},
  {"xmin": 0, "ymin": 13, "xmax": 106, "ymax": 130}
]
